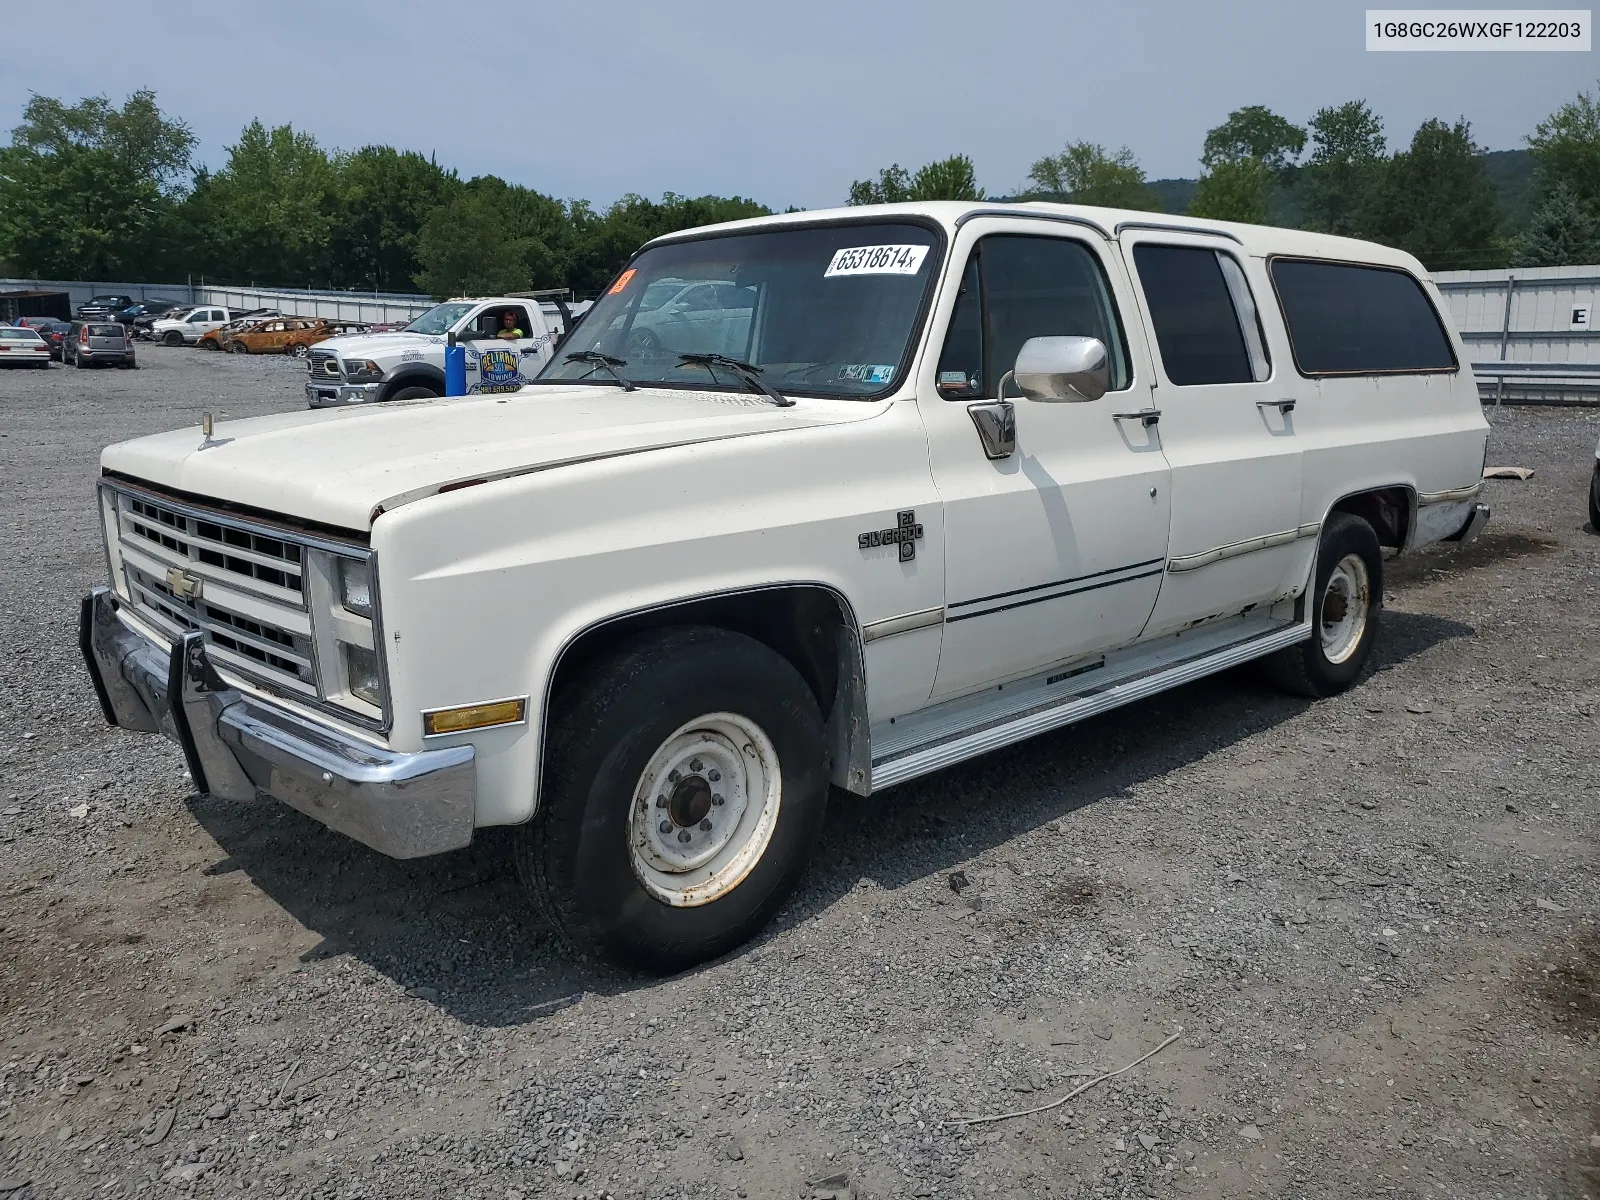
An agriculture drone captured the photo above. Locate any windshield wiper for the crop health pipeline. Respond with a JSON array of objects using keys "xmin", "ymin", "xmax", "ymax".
[
  {"xmin": 564, "ymin": 350, "xmax": 636, "ymax": 392},
  {"xmin": 677, "ymin": 353, "xmax": 794, "ymax": 408}
]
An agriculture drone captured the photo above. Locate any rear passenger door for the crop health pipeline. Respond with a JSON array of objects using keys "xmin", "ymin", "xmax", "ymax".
[{"xmin": 1120, "ymin": 233, "xmax": 1307, "ymax": 638}]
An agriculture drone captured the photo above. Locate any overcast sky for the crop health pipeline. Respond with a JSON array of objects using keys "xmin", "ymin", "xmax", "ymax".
[{"xmin": 1, "ymin": 0, "xmax": 1592, "ymax": 210}]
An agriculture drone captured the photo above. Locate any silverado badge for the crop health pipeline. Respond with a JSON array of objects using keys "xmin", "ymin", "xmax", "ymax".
[{"xmin": 858, "ymin": 510, "xmax": 925, "ymax": 562}]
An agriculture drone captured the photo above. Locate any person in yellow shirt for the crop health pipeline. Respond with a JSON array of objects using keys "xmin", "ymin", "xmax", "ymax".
[{"xmin": 495, "ymin": 309, "xmax": 524, "ymax": 340}]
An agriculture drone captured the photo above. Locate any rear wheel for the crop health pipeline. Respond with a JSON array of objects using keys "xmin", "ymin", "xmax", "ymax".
[
  {"xmin": 75, "ymin": 352, "xmax": 89, "ymax": 369},
  {"xmin": 515, "ymin": 626, "xmax": 828, "ymax": 973},
  {"xmin": 1263, "ymin": 512, "xmax": 1383, "ymax": 698}
]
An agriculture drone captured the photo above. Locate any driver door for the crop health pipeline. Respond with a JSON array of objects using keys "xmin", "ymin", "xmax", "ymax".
[
  {"xmin": 917, "ymin": 221, "xmax": 1173, "ymax": 701},
  {"xmin": 459, "ymin": 303, "xmax": 545, "ymax": 393}
]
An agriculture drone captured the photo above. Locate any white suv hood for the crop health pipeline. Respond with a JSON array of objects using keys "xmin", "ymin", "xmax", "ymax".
[{"xmin": 101, "ymin": 387, "xmax": 881, "ymax": 530}]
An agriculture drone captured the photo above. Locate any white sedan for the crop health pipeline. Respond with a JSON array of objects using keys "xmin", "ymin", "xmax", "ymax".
[{"xmin": 0, "ymin": 325, "xmax": 52, "ymax": 368}]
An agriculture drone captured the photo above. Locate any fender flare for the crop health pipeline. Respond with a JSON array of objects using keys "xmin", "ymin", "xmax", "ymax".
[{"xmin": 378, "ymin": 364, "xmax": 447, "ymax": 401}]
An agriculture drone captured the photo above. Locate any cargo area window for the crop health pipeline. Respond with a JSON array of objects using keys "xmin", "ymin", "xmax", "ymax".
[
  {"xmin": 936, "ymin": 234, "xmax": 1130, "ymax": 400},
  {"xmin": 1270, "ymin": 258, "xmax": 1456, "ymax": 375},
  {"xmin": 1132, "ymin": 245, "xmax": 1268, "ymax": 386}
]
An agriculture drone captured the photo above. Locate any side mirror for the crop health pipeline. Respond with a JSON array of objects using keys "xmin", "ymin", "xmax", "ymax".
[{"xmin": 1010, "ymin": 336, "xmax": 1109, "ymax": 403}]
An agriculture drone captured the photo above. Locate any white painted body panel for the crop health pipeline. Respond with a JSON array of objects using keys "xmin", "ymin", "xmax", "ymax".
[{"xmin": 94, "ymin": 201, "xmax": 1491, "ymax": 834}]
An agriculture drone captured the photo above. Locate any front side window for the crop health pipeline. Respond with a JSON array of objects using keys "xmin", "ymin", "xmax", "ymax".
[
  {"xmin": 541, "ymin": 221, "xmax": 942, "ymax": 398},
  {"xmin": 404, "ymin": 302, "xmax": 475, "ymax": 336},
  {"xmin": 935, "ymin": 234, "xmax": 1130, "ymax": 400},
  {"xmin": 1270, "ymin": 258, "xmax": 1456, "ymax": 375},
  {"xmin": 1132, "ymin": 245, "xmax": 1268, "ymax": 386}
]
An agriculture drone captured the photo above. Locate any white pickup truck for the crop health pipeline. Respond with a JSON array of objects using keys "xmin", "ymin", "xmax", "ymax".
[
  {"xmin": 81, "ymin": 201, "xmax": 1490, "ymax": 973},
  {"xmin": 304, "ymin": 296, "xmax": 584, "ymax": 407}
]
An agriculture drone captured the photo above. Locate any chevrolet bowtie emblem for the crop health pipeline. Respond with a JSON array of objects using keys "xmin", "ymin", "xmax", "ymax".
[
  {"xmin": 165, "ymin": 566, "xmax": 203, "ymax": 601},
  {"xmin": 858, "ymin": 509, "xmax": 925, "ymax": 562}
]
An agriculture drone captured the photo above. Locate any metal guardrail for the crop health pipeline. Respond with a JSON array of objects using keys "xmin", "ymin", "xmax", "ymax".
[{"xmin": 1471, "ymin": 361, "xmax": 1600, "ymax": 403}]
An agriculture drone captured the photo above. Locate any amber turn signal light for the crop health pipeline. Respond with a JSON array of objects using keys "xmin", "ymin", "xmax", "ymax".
[{"xmin": 422, "ymin": 697, "xmax": 526, "ymax": 736}]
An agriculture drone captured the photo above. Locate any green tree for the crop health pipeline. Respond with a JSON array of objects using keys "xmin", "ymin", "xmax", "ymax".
[
  {"xmin": 1364, "ymin": 119, "xmax": 1503, "ymax": 270},
  {"xmin": 848, "ymin": 154, "xmax": 984, "ymax": 204},
  {"xmin": 413, "ymin": 176, "xmax": 570, "ymax": 297},
  {"xmin": 564, "ymin": 192, "xmax": 771, "ymax": 295},
  {"xmin": 1297, "ymin": 100, "xmax": 1387, "ymax": 236},
  {"xmin": 184, "ymin": 120, "xmax": 340, "ymax": 285},
  {"xmin": 1526, "ymin": 83, "xmax": 1600, "ymax": 213},
  {"xmin": 1201, "ymin": 105, "xmax": 1306, "ymax": 173},
  {"xmin": 1189, "ymin": 157, "xmax": 1274, "ymax": 223},
  {"xmin": 0, "ymin": 90, "xmax": 195, "ymax": 278},
  {"xmin": 329, "ymin": 146, "xmax": 461, "ymax": 292},
  {"xmin": 1509, "ymin": 183, "xmax": 1600, "ymax": 266},
  {"xmin": 1025, "ymin": 142, "xmax": 1159, "ymax": 209}
]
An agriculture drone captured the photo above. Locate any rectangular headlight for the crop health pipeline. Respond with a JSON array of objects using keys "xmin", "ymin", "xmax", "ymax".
[
  {"xmin": 338, "ymin": 558, "xmax": 372, "ymax": 617},
  {"xmin": 342, "ymin": 643, "xmax": 382, "ymax": 707}
]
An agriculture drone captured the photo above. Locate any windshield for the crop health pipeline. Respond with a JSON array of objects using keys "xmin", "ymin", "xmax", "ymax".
[
  {"xmin": 404, "ymin": 302, "xmax": 475, "ymax": 336},
  {"xmin": 539, "ymin": 221, "xmax": 942, "ymax": 398}
]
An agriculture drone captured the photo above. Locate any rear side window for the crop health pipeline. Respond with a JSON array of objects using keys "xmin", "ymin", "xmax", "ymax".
[
  {"xmin": 1270, "ymin": 259, "xmax": 1455, "ymax": 375},
  {"xmin": 1132, "ymin": 245, "xmax": 1267, "ymax": 385}
]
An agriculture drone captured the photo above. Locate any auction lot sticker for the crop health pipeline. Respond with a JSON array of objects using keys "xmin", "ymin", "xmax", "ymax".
[
  {"xmin": 1366, "ymin": 9, "xmax": 1589, "ymax": 50},
  {"xmin": 824, "ymin": 245, "xmax": 929, "ymax": 278}
]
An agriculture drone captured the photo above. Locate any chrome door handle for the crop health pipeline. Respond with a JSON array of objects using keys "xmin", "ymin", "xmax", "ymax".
[
  {"xmin": 1113, "ymin": 409, "xmax": 1161, "ymax": 427},
  {"xmin": 1256, "ymin": 398, "xmax": 1296, "ymax": 413}
]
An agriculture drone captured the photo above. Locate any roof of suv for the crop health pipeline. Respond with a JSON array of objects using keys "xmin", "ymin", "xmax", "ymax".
[{"xmin": 641, "ymin": 200, "xmax": 1429, "ymax": 275}]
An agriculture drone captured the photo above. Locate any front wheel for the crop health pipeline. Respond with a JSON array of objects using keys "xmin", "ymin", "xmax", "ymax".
[
  {"xmin": 288, "ymin": 342, "xmax": 310, "ymax": 358},
  {"xmin": 385, "ymin": 385, "xmax": 440, "ymax": 402},
  {"xmin": 515, "ymin": 626, "xmax": 828, "ymax": 973},
  {"xmin": 1263, "ymin": 512, "xmax": 1383, "ymax": 698},
  {"xmin": 163, "ymin": 331, "xmax": 185, "ymax": 347}
]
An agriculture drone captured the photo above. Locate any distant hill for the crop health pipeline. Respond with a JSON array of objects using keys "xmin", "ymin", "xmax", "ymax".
[{"xmin": 1145, "ymin": 148, "xmax": 1536, "ymax": 227}]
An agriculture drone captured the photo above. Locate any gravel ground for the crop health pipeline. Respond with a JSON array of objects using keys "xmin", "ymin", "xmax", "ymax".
[{"xmin": 1, "ymin": 346, "xmax": 1597, "ymax": 1200}]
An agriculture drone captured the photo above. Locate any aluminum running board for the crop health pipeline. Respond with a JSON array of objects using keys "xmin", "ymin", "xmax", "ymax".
[{"xmin": 870, "ymin": 615, "xmax": 1310, "ymax": 791}]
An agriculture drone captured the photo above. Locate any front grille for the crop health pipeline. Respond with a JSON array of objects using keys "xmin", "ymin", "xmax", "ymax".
[
  {"xmin": 126, "ymin": 494, "xmax": 303, "ymax": 596},
  {"xmin": 308, "ymin": 351, "xmax": 341, "ymax": 379},
  {"xmin": 111, "ymin": 488, "xmax": 318, "ymax": 698},
  {"xmin": 124, "ymin": 564, "xmax": 315, "ymax": 690}
]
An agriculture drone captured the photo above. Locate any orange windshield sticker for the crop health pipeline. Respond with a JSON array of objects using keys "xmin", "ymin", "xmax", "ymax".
[{"xmin": 608, "ymin": 269, "xmax": 637, "ymax": 295}]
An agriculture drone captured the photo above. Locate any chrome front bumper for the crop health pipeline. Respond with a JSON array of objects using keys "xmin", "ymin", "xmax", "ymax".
[
  {"xmin": 305, "ymin": 380, "xmax": 381, "ymax": 408},
  {"xmin": 80, "ymin": 587, "xmax": 475, "ymax": 859}
]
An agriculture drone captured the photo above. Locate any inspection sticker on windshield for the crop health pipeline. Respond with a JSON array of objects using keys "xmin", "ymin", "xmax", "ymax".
[
  {"xmin": 824, "ymin": 244, "xmax": 929, "ymax": 278},
  {"xmin": 838, "ymin": 364, "xmax": 895, "ymax": 384}
]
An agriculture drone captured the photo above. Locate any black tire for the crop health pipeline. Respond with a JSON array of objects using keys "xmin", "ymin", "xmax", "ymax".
[
  {"xmin": 627, "ymin": 328, "xmax": 663, "ymax": 358},
  {"xmin": 386, "ymin": 385, "xmax": 441, "ymax": 402},
  {"xmin": 515, "ymin": 626, "xmax": 829, "ymax": 973},
  {"xmin": 163, "ymin": 330, "xmax": 185, "ymax": 347},
  {"xmin": 1263, "ymin": 512, "xmax": 1383, "ymax": 698},
  {"xmin": 1588, "ymin": 464, "xmax": 1600, "ymax": 532},
  {"xmin": 75, "ymin": 352, "xmax": 89, "ymax": 369}
]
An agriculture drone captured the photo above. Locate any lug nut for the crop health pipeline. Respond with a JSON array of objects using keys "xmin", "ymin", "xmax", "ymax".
[
  {"xmin": 711, "ymin": 793, "xmax": 724, "ymax": 806},
  {"xmin": 655, "ymin": 796, "xmax": 668, "ymax": 808},
  {"xmin": 708, "ymin": 769, "xmax": 721, "ymax": 782},
  {"xmin": 659, "ymin": 820, "xmax": 672, "ymax": 834},
  {"xmin": 699, "ymin": 819, "xmax": 712, "ymax": 831},
  {"xmin": 677, "ymin": 829, "xmax": 692, "ymax": 843},
  {"xmin": 667, "ymin": 769, "xmax": 680, "ymax": 783},
  {"xmin": 690, "ymin": 758, "xmax": 703, "ymax": 772}
]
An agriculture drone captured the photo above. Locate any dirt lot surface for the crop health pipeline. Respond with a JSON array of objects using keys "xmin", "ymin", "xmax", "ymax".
[{"xmin": 0, "ymin": 347, "xmax": 1597, "ymax": 1200}]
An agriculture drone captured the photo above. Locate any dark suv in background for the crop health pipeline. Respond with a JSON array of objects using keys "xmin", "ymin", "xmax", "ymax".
[
  {"xmin": 75, "ymin": 295, "xmax": 138, "ymax": 320},
  {"xmin": 64, "ymin": 320, "xmax": 137, "ymax": 368}
]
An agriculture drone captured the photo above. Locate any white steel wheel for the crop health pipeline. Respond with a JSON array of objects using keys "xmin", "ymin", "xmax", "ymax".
[
  {"xmin": 1319, "ymin": 552, "xmax": 1370, "ymax": 665},
  {"xmin": 628, "ymin": 712, "xmax": 781, "ymax": 908}
]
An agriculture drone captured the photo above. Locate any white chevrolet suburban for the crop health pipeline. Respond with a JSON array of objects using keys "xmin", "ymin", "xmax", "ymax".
[
  {"xmin": 81, "ymin": 202, "xmax": 1490, "ymax": 973},
  {"xmin": 304, "ymin": 296, "xmax": 580, "ymax": 407}
]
